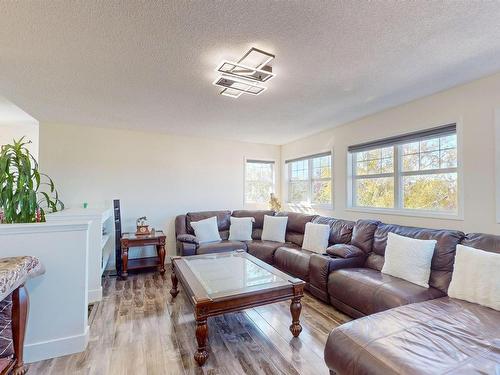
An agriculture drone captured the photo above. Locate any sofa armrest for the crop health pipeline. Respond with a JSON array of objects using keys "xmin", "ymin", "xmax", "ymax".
[
  {"xmin": 175, "ymin": 214, "xmax": 188, "ymax": 236},
  {"xmin": 309, "ymin": 252, "xmax": 366, "ymax": 302},
  {"xmin": 326, "ymin": 244, "xmax": 364, "ymax": 259},
  {"xmin": 176, "ymin": 240, "xmax": 197, "ymax": 256},
  {"xmin": 177, "ymin": 234, "xmax": 198, "ymax": 244}
]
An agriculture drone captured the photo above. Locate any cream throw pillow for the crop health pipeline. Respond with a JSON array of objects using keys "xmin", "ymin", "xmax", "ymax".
[
  {"xmin": 448, "ymin": 244, "xmax": 500, "ymax": 311},
  {"xmin": 190, "ymin": 216, "xmax": 221, "ymax": 244},
  {"xmin": 261, "ymin": 215, "xmax": 288, "ymax": 243},
  {"xmin": 228, "ymin": 216, "xmax": 254, "ymax": 241},
  {"xmin": 302, "ymin": 222, "xmax": 330, "ymax": 253},
  {"xmin": 381, "ymin": 232, "xmax": 436, "ymax": 288}
]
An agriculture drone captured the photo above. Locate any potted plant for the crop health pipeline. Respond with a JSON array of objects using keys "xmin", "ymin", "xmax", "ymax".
[{"xmin": 0, "ymin": 136, "xmax": 63, "ymax": 223}]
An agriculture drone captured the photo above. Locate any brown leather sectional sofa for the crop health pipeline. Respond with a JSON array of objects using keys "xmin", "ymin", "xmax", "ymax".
[
  {"xmin": 175, "ymin": 210, "xmax": 500, "ymax": 374},
  {"xmin": 175, "ymin": 210, "xmax": 355, "ymax": 300}
]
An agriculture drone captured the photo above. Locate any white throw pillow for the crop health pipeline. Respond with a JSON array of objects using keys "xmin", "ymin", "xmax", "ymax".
[
  {"xmin": 228, "ymin": 216, "xmax": 254, "ymax": 241},
  {"xmin": 381, "ymin": 232, "xmax": 436, "ymax": 288},
  {"xmin": 448, "ymin": 244, "xmax": 500, "ymax": 311},
  {"xmin": 190, "ymin": 216, "xmax": 221, "ymax": 244},
  {"xmin": 261, "ymin": 215, "xmax": 288, "ymax": 243},
  {"xmin": 302, "ymin": 222, "xmax": 330, "ymax": 253}
]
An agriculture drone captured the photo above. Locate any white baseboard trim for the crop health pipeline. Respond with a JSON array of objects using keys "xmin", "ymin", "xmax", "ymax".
[
  {"xmin": 25, "ymin": 326, "xmax": 89, "ymax": 363},
  {"xmin": 88, "ymin": 287, "xmax": 103, "ymax": 304}
]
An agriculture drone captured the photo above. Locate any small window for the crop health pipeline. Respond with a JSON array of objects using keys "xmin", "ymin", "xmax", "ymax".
[
  {"xmin": 349, "ymin": 124, "xmax": 459, "ymax": 215},
  {"xmin": 245, "ymin": 160, "xmax": 275, "ymax": 204},
  {"xmin": 287, "ymin": 152, "xmax": 332, "ymax": 206}
]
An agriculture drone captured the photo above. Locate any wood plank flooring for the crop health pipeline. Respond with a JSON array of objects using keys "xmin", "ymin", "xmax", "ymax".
[{"xmin": 28, "ymin": 270, "xmax": 351, "ymax": 375}]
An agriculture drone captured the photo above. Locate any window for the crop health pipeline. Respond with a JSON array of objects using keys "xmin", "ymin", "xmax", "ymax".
[
  {"xmin": 245, "ymin": 159, "xmax": 275, "ymax": 204},
  {"xmin": 349, "ymin": 124, "xmax": 459, "ymax": 215},
  {"xmin": 287, "ymin": 152, "xmax": 332, "ymax": 205}
]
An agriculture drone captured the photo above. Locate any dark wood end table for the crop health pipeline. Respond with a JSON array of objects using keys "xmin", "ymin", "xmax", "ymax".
[
  {"xmin": 120, "ymin": 231, "xmax": 166, "ymax": 279},
  {"xmin": 169, "ymin": 250, "xmax": 305, "ymax": 366}
]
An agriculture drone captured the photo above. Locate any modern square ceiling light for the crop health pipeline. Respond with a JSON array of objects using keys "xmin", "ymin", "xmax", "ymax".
[{"xmin": 213, "ymin": 47, "xmax": 275, "ymax": 98}]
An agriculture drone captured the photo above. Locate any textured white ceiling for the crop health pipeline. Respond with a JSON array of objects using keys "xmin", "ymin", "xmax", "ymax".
[{"xmin": 1, "ymin": 1, "xmax": 500, "ymax": 145}]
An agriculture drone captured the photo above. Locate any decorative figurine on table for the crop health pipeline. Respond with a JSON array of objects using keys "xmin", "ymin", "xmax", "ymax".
[
  {"xmin": 269, "ymin": 193, "xmax": 282, "ymax": 212},
  {"xmin": 135, "ymin": 216, "xmax": 151, "ymax": 235}
]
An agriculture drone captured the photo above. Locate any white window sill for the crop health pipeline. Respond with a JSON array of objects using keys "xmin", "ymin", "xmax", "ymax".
[
  {"xmin": 345, "ymin": 207, "xmax": 464, "ymax": 221},
  {"xmin": 286, "ymin": 202, "xmax": 334, "ymax": 211}
]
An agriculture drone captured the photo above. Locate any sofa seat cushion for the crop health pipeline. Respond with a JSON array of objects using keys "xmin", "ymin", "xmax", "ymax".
[
  {"xmin": 328, "ymin": 268, "xmax": 445, "ymax": 316},
  {"xmin": 325, "ymin": 297, "xmax": 500, "ymax": 375},
  {"xmin": 196, "ymin": 240, "xmax": 247, "ymax": 255},
  {"xmin": 274, "ymin": 246, "xmax": 312, "ymax": 282},
  {"xmin": 245, "ymin": 240, "xmax": 288, "ymax": 264}
]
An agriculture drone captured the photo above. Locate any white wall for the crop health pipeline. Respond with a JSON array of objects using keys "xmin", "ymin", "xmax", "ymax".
[
  {"xmin": 282, "ymin": 71, "xmax": 500, "ymax": 235},
  {"xmin": 39, "ymin": 123, "xmax": 281, "ymax": 258}
]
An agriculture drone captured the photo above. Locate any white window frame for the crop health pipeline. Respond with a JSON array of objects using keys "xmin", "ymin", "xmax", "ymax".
[
  {"xmin": 243, "ymin": 158, "xmax": 276, "ymax": 205},
  {"xmin": 286, "ymin": 152, "xmax": 333, "ymax": 208},
  {"xmin": 347, "ymin": 123, "xmax": 464, "ymax": 220}
]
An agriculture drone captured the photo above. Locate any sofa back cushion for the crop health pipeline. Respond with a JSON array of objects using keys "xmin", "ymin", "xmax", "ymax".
[
  {"xmin": 367, "ymin": 223, "xmax": 465, "ymax": 293},
  {"xmin": 312, "ymin": 216, "xmax": 355, "ymax": 245},
  {"xmin": 351, "ymin": 219, "xmax": 380, "ymax": 253},
  {"xmin": 276, "ymin": 211, "xmax": 317, "ymax": 246},
  {"xmin": 186, "ymin": 210, "xmax": 231, "ymax": 235},
  {"xmin": 232, "ymin": 210, "xmax": 274, "ymax": 229},
  {"xmin": 461, "ymin": 233, "xmax": 500, "ymax": 254}
]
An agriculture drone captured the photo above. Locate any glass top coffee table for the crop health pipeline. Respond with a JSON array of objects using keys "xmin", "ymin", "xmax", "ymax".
[{"xmin": 169, "ymin": 250, "xmax": 305, "ymax": 366}]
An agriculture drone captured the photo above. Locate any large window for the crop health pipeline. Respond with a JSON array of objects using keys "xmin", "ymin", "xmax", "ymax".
[
  {"xmin": 245, "ymin": 159, "xmax": 275, "ymax": 204},
  {"xmin": 287, "ymin": 152, "xmax": 332, "ymax": 205},
  {"xmin": 349, "ymin": 124, "xmax": 459, "ymax": 215}
]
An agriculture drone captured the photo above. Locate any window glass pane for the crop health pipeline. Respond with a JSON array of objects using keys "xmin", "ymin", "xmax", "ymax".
[
  {"xmin": 290, "ymin": 160, "xmax": 308, "ymax": 181},
  {"xmin": 366, "ymin": 149, "xmax": 381, "ymax": 160},
  {"xmin": 402, "ymin": 154, "xmax": 419, "ymax": 171},
  {"xmin": 440, "ymin": 148, "xmax": 457, "ymax": 168},
  {"xmin": 355, "ymin": 147, "xmax": 393, "ymax": 176},
  {"xmin": 289, "ymin": 181, "xmax": 308, "ymax": 203},
  {"xmin": 357, "ymin": 151, "xmax": 368, "ymax": 162},
  {"xmin": 312, "ymin": 180, "xmax": 331, "ymax": 204},
  {"xmin": 380, "ymin": 157, "xmax": 393, "ymax": 173},
  {"xmin": 402, "ymin": 142, "xmax": 419, "ymax": 155},
  {"xmin": 420, "ymin": 138, "xmax": 439, "ymax": 152},
  {"xmin": 312, "ymin": 155, "xmax": 331, "ymax": 179},
  {"xmin": 245, "ymin": 162, "xmax": 273, "ymax": 203},
  {"xmin": 366, "ymin": 159, "xmax": 381, "ymax": 174},
  {"xmin": 381, "ymin": 147, "xmax": 393, "ymax": 159},
  {"xmin": 440, "ymin": 134, "xmax": 456, "ymax": 149},
  {"xmin": 420, "ymin": 151, "xmax": 440, "ymax": 170},
  {"xmin": 355, "ymin": 177, "xmax": 394, "ymax": 208},
  {"xmin": 403, "ymin": 173, "xmax": 457, "ymax": 211},
  {"xmin": 356, "ymin": 161, "xmax": 368, "ymax": 175}
]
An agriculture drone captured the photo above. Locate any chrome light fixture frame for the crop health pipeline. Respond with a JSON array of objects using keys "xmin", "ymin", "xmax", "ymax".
[{"xmin": 213, "ymin": 47, "xmax": 275, "ymax": 98}]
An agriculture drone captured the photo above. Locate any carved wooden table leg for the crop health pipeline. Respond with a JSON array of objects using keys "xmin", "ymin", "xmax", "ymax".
[
  {"xmin": 289, "ymin": 283, "xmax": 304, "ymax": 337},
  {"xmin": 12, "ymin": 285, "xmax": 28, "ymax": 375},
  {"xmin": 157, "ymin": 241, "xmax": 166, "ymax": 275},
  {"xmin": 121, "ymin": 243, "xmax": 129, "ymax": 280},
  {"xmin": 194, "ymin": 318, "xmax": 209, "ymax": 366},
  {"xmin": 170, "ymin": 265, "xmax": 179, "ymax": 298}
]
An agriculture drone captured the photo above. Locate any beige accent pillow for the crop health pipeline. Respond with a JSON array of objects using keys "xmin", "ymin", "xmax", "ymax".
[
  {"xmin": 448, "ymin": 244, "xmax": 500, "ymax": 311},
  {"xmin": 381, "ymin": 232, "xmax": 436, "ymax": 288},
  {"xmin": 261, "ymin": 215, "xmax": 288, "ymax": 243},
  {"xmin": 302, "ymin": 222, "xmax": 330, "ymax": 253},
  {"xmin": 190, "ymin": 216, "xmax": 221, "ymax": 244}
]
